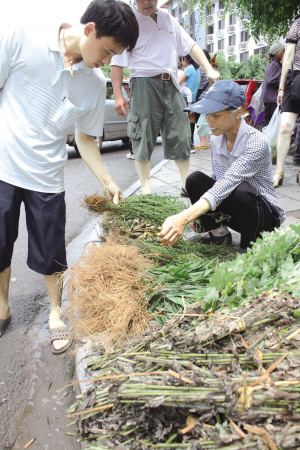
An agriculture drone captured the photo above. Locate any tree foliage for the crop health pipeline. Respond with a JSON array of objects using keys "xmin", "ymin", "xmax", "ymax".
[
  {"xmin": 216, "ymin": 52, "xmax": 268, "ymax": 80},
  {"xmin": 186, "ymin": 0, "xmax": 300, "ymax": 43}
]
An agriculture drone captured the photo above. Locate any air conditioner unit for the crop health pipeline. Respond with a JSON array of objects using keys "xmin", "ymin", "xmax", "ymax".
[
  {"xmin": 239, "ymin": 42, "xmax": 248, "ymax": 51},
  {"xmin": 227, "ymin": 25, "xmax": 235, "ymax": 34},
  {"xmin": 216, "ymin": 30, "xmax": 224, "ymax": 39},
  {"xmin": 217, "ymin": 9, "xmax": 224, "ymax": 18},
  {"xmin": 206, "ymin": 34, "xmax": 214, "ymax": 43},
  {"xmin": 257, "ymin": 37, "xmax": 266, "ymax": 46},
  {"xmin": 206, "ymin": 14, "xmax": 214, "ymax": 25},
  {"xmin": 240, "ymin": 19, "xmax": 249, "ymax": 30},
  {"xmin": 227, "ymin": 46, "xmax": 235, "ymax": 54}
]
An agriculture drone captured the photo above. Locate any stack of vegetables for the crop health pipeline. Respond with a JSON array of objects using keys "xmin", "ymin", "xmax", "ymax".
[{"xmin": 65, "ymin": 195, "xmax": 300, "ymax": 449}]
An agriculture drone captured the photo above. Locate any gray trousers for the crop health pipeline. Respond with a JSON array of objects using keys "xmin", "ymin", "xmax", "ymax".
[{"xmin": 127, "ymin": 77, "xmax": 191, "ymax": 161}]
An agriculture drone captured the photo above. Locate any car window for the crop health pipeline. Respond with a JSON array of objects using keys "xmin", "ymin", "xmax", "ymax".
[{"xmin": 106, "ymin": 81, "xmax": 129, "ymax": 100}]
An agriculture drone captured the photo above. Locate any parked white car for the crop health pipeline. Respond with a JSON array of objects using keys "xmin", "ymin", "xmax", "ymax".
[{"xmin": 67, "ymin": 78, "xmax": 130, "ymax": 153}]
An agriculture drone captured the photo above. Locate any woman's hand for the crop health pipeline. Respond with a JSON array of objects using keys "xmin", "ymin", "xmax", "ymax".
[
  {"xmin": 277, "ymin": 90, "xmax": 284, "ymax": 105},
  {"xmin": 158, "ymin": 213, "xmax": 188, "ymax": 247}
]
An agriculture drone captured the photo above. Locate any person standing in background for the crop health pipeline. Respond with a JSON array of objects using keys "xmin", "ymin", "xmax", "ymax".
[
  {"xmin": 274, "ymin": 18, "xmax": 300, "ymax": 188},
  {"xmin": 178, "ymin": 55, "xmax": 200, "ymax": 154},
  {"xmin": 111, "ymin": 0, "xmax": 219, "ymax": 196},
  {"xmin": 262, "ymin": 43, "xmax": 285, "ymax": 127}
]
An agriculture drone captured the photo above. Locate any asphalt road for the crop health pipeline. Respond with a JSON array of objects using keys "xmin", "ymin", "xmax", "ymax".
[{"xmin": 0, "ymin": 140, "xmax": 164, "ymax": 450}]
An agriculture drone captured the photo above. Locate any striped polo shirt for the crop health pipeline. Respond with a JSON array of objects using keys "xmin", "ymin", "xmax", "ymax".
[
  {"xmin": 202, "ymin": 119, "xmax": 286, "ymax": 224},
  {"xmin": 0, "ymin": 24, "xmax": 106, "ymax": 193}
]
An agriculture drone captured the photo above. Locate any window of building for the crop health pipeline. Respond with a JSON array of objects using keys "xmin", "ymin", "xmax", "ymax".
[
  {"xmin": 172, "ymin": 7, "xmax": 177, "ymax": 17},
  {"xmin": 254, "ymin": 47, "xmax": 267, "ymax": 58},
  {"xmin": 240, "ymin": 31, "xmax": 249, "ymax": 42},
  {"xmin": 218, "ymin": 39, "xmax": 225, "ymax": 50},
  {"xmin": 207, "ymin": 25, "xmax": 214, "ymax": 35},
  {"xmin": 229, "ymin": 14, "xmax": 236, "ymax": 25},
  {"xmin": 229, "ymin": 34, "xmax": 236, "ymax": 46},
  {"xmin": 206, "ymin": 4, "xmax": 215, "ymax": 15},
  {"xmin": 182, "ymin": 3, "xmax": 187, "ymax": 13},
  {"xmin": 218, "ymin": 19, "xmax": 225, "ymax": 29},
  {"xmin": 219, "ymin": 0, "xmax": 224, "ymax": 8},
  {"xmin": 240, "ymin": 52, "xmax": 249, "ymax": 62},
  {"xmin": 207, "ymin": 43, "xmax": 214, "ymax": 53}
]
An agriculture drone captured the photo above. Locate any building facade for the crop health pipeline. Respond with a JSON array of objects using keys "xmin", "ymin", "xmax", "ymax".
[{"xmin": 160, "ymin": 0, "xmax": 268, "ymax": 61}]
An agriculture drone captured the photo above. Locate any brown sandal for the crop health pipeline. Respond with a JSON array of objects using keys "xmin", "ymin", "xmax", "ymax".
[{"xmin": 50, "ymin": 327, "xmax": 73, "ymax": 355}]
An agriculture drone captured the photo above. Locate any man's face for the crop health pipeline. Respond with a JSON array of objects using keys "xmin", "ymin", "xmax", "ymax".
[
  {"xmin": 80, "ymin": 23, "xmax": 125, "ymax": 68},
  {"xmin": 135, "ymin": 0, "xmax": 158, "ymax": 17}
]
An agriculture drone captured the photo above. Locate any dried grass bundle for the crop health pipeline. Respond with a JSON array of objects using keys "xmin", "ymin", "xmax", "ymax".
[
  {"xmin": 83, "ymin": 193, "xmax": 108, "ymax": 214},
  {"xmin": 66, "ymin": 236, "xmax": 150, "ymax": 344}
]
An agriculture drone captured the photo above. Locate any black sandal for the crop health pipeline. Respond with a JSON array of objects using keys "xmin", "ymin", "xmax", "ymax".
[{"xmin": 180, "ymin": 188, "xmax": 189, "ymax": 198}]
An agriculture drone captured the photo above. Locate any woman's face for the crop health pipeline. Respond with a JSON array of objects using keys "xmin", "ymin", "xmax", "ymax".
[
  {"xmin": 182, "ymin": 58, "xmax": 189, "ymax": 68},
  {"xmin": 205, "ymin": 110, "xmax": 239, "ymax": 136}
]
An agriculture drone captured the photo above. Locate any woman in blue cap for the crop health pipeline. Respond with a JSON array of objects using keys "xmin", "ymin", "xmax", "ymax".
[{"xmin": 158, "ymin": 80, "xmax": 285, "ymax": 252}]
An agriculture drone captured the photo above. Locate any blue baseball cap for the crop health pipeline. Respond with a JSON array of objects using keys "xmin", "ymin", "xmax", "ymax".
[{"xmin": 184, "ymin": 80, "xmax": 246, "ymax": 114}]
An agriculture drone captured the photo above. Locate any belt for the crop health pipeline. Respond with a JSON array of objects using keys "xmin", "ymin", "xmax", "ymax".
[{"xmin": 152, "ymin": 73, "xmax": 171, "ymax": 80}]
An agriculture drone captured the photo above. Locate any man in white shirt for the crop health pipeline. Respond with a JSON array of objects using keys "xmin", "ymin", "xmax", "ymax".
[
  {"xmin": 111, "ymin": 0, "xmax": 219, "ymax": 195},
  {"xmin": 0, "ymin": 0, "xmax": 139, "ymax": 353}
]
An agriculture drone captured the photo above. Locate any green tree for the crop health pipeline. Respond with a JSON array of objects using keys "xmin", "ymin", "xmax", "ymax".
[
  {"xmin": 217, "ymin": 52, "xmax": 268, "ymax": 80},
  {"xmin": 186, "ymin": 0, "xmax": 300, "ymax": 43}
]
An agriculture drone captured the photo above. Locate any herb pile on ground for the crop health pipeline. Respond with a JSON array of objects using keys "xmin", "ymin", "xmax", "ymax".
[
  {"xmin": 67, "ymin": 291, "xmax": 300, "ymax": 449},
  {"xmin": 66, "ymin": 237, "xmax": 150, "ymax": 343},
  {"xmin": 203, "ymin": 225, "xmax": 300, "ymax": 311}
]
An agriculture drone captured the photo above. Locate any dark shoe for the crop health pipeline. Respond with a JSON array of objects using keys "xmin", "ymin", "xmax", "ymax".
[
  {"xmin": 190, "ymin": 143, "xmax": 195, "ymax": 154},
  {"xmin": 0, "ymin": 315, "xmax": 11, "ymax": 337},
  {"xmin": 297, "ymin": 169, "xmax": 300, "ymax": 185},
  {"xmin": 180, "ymin": 187, "xmax": 189, "ymax": 198},
  {"xmin": 293, "ymin": 159, "xmax": 300, "ymax": 166},
  {"xmin": 189, "ymin": 230, "xmax": 232, "ymax": 245}
]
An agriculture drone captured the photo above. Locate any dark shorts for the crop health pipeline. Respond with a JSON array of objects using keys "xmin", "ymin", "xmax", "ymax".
[
  {"xmin": 0, "ymin": 180, "xmax": 67, "ymax": 275},
  {"xmin": 281, "ymin": 70, "xmax": 300, "ymax": 115}
]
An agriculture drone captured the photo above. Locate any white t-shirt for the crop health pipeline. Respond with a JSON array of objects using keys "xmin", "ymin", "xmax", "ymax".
[
  {"xmin": 111, "ymin": 8, "xmax": 195, "ymax": 91},
  {"xmin": 0, "ymin": 24, "xmax": 106, "ymax": 193}
]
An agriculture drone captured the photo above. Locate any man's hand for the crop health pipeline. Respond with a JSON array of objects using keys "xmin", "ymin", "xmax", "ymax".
[
  {"xmin": 206, "ymin": 68, "xmax": 220, "ymax": 84},
  {"xmin": 114, "ymin": 95, "xmax": 129, "ymax": 117},
  {"xmin": 158, "ymin": 213, "xmax": 188, "ymax": 247},
  {"xmin": 104, "ymin": 181, "xmax": 124, "ymax": 204}
]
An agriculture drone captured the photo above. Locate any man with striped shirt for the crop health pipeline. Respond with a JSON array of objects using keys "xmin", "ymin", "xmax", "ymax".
[{"xmin": 0, "ymin": 0, "xmax": 138, "ymax": 352}]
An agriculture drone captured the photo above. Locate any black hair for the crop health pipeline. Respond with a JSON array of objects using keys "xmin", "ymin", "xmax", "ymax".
[
  {"xmin": 202, "ymin": 49, "xmax": 211, "ymax": 63},
  {"xmin": 183, "ymin": 54, "xmax": 199, "ymax": 69},
  {"xmin": 80, "ymin": 0, "xmax": 139, "ymax": 52}
]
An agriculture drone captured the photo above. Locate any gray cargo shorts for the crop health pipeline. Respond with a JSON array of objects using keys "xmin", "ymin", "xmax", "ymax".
[{"xmin": 127, "ymin": 77, "xmax": 191, "ymax": 161}]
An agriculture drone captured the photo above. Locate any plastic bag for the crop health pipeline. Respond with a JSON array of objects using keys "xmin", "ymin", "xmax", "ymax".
[
  {"xmin": 262, "ymin": 105, "xmax": 281, "ymax": 163},
  {"xmin": 247, "ymin": 84, "xmax": 265, "ymax": 125},
  {"xmin": 196, "ymin": 114, "xmax": 212, "ymax": 136}
]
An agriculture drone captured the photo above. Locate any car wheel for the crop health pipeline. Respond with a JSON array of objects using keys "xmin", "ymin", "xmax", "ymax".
[
  {"xmin": 122, "ymin": 137, "xmax": 130, "ymax": 144},
  {"xmin": 71, "ymin": 138, "xmax": 80, "ymax": 157},
  {"xmin": 95, "ymin": 136, "xmax": 103, "ymax": 150}
]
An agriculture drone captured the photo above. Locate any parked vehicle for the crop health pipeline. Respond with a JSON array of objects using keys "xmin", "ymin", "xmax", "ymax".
[{"xmin": 67, "ymin": 78, "xmax": 130, "ymax": 154}]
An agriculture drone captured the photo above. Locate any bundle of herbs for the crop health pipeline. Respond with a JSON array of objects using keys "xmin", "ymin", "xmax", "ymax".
[
  {"xmin": 67, "ymin": 291, "xmax": 300, "ymax": 449},
  {"xmin": 202, "ymin": 225, "xmax": 300, "ymax": 311}
]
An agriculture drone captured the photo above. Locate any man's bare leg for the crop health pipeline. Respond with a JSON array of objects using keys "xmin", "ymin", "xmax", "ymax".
[
  {"xmin": 135, "ymin": 160, "xmax": 152, "ymax": 194},
  {"xmin": 175, "ymin": 159, "xmax": 190, "ymax": 189},
  {"xmin": 44, "ymin": 273, "xmax": 69, "ymax": 352},
  {"xmin": 0, "ymin": 266, "xmax": 12, "ymax": 321}
]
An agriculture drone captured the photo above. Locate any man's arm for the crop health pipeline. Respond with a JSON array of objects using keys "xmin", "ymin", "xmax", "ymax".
[
  {"xmin": 190, "ymin": 44, "xmax": 220, "ymax": 84},
  {"xmin": 111, "ymin": 65, "xmax": 129, "ymax": 117},
  {"xmin": 158, "ymin": 198, "xmax": 210, "ymax": 246},
  {"xmin": 277, "ymin": 43, "xmax": 296, "ymax": 105},
  {"xmin": 75, "ymin": 129, "xmax": 124, "ymax": 204}
]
